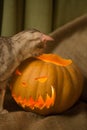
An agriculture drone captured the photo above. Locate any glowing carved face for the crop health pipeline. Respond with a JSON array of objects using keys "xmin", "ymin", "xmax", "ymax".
[
  {"xmin": 11, "ymin": 54, "xmax": 72, "ymax": 112},
  {"xmin": 12, "ymin": 70, "xmax": 56, "ymax": 110}
]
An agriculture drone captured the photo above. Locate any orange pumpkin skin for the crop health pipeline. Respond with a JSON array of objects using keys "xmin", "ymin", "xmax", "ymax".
[{"xmin": 10, "ymin": 54, "xmax": 83, "ymax": 115}]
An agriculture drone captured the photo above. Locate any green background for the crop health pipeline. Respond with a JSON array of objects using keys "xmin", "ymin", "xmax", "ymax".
[{"xmin": 0, "ymin": 0, "xmax": 87, "ymax": 36}]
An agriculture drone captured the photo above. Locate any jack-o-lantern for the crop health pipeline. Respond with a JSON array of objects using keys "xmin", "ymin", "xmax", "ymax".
[{"xmin": 10, "ymin": 54, "xmax": 83, "ymax": 115}]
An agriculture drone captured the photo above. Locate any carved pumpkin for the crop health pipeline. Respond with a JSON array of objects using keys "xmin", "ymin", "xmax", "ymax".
[{"xmin": 10, "ymin": 54, "xmax": 83, "ymax": 115}]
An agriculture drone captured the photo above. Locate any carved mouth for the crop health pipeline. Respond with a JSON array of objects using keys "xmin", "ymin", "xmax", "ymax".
[{"xmin": 12, "ymin": 86, "xmax": 55, "ymax": 110}]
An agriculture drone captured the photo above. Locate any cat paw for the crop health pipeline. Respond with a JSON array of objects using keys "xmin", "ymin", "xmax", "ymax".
[{"xmin": 0, "ymin": 109, "xmax": 8, "ymax": 114}]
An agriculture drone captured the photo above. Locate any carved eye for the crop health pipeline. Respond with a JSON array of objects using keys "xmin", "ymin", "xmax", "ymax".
[{"xmin": 35, "ymin": 76, "xmax": 48, "ymax": 83}]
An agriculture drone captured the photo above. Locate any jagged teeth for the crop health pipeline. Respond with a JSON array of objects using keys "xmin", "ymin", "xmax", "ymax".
[{"xmin": 12, "ymin": 86, "xmax": 55, "ymax": 110}]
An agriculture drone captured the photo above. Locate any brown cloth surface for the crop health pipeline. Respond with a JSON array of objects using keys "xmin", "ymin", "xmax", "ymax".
[
  {"xmin": 0, "ymin": 15, "xmax": 87, "ymax": 130},
  {"xmin": 0, "ymin": 102, "xmax": 87, "ymax": 130}
]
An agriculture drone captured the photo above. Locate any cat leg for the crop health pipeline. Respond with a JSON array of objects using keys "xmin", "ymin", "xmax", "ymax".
[{"xmin": 0, "ymin": 81, "xmax": 8, "ymax": 114}]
